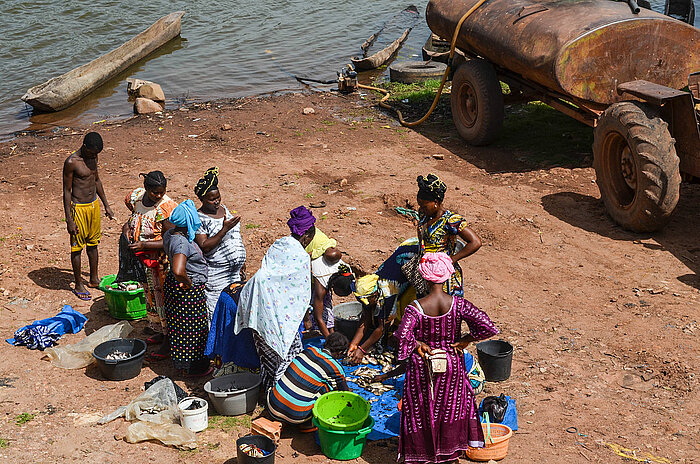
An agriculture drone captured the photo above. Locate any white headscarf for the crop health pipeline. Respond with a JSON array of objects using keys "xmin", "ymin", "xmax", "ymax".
[{"xmin": 234, "ymin": 236, "xmax": 310, "ymax": 358}]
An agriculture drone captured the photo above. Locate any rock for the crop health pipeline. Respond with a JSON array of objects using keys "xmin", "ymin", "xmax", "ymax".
[
  {"xmin": 126, "ymin": 78, "xmax": 155, "ymax": 96},
  {"xmin": 136, "ymin": 83, "xmax": 165, "ymax": 102},
  {"xmin": 221, "ymin": 123, "xmax": 232, "ymax": 131},
  {"xmin": 359, "ymin": 218, "xmax": 371, "ymax": 225},
  {"xmin": 134, "ymin": 98, "xmax": 164, "ymax": 114},
  {"xmin": 432, "ymin": 153, "xmax": 444, "ymax": 160},
  {"xmin": 340, "ymin": 178, "xmax": 348, "ymax": 187},
  {"xmin": 302, "ymin": 107, "xmax": 315, "ymax": 115}
]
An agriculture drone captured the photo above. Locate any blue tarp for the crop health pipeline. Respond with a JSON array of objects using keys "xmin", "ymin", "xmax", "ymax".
[{"xmin": 6, "ymin": 305, "xmax": 87, "ymax": 350}]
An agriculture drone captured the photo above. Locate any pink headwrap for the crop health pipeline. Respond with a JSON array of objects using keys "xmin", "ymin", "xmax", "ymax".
[{"xmin": 418, "ymin": 252, "xmax": 455, "ymax": 284}]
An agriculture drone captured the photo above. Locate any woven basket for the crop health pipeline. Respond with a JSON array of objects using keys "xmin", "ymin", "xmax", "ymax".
[{"xmin": 465, "ymin": 423, "xmax": 513, "ymax": 461}]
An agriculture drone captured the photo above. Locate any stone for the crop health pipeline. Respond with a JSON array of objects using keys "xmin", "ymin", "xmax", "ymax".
[
  {"xmin": 221, "ymin": 123, "xmax": 232, "ymax": 131},
  {"xmin": 136, "ymin": 83, "xmax": 165, "ymax": 102},
  {"xmin": 126, "ymin": 78, "xmax": 156, "ymax": 97},
  {"xmin": 432, "ymin": 153, "xmax": 444, "ymax": 160},
  {"xmin": 302, "ymin": 107, "xmax": 315, "ymax": 115},
  {"xmin": 134, "ymin": 98, "xmax": 164, "ymax": 114}
]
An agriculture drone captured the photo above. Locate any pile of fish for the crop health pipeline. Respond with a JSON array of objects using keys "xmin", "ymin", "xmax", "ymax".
[
  {"xmin": 109, "ymin": 282, "xmax": 141, "ymax": 292},
  {"xmin": 346, "ymin": 351, "xmax": 397, "ymax": 395},
  {"xmin": 105, "ymin": 350, "xmax": 131, "ymax": 361}
]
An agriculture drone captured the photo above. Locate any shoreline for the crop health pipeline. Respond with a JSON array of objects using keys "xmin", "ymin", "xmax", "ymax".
[{"xmin": 0, "ymin": 90, "xmax": 697, "ymax": 463}]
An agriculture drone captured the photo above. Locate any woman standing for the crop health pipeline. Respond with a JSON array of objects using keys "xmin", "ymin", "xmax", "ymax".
[
  {"xmin": 396, "ymin": 252, "xmax": 498, "ymax": 464},
  {"xmin": 193, "ymin": 167, "xmax": 246, "ymax": 323},
  {"xmin": 163, "ymin": 200, "xmax": 211, "ymax": 377},
  {"xmin": 415, "ymin": 174, "xmax": 481, "ymax": 296},
  {"xmin": 123, "ymin": 171, "xmax": 178, "ymax": 349},
  {"xmin": 234, "ymin": 236, "xmax": 310, "ymax": 392}
]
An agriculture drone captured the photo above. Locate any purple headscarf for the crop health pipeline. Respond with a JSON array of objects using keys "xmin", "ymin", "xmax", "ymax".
[{"xmin": 287, "ymin": 206, "xmax": 316, "ymax": 236}]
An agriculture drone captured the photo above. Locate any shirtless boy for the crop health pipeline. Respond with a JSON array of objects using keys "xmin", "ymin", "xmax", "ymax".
[{"xmin": 62, "ymin": 132, "xmax": 114, "ymax": 300}]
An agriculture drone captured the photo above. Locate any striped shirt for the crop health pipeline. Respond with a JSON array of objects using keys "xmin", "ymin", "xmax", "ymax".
[{"xmin": 266, "ymin": 346, "xmax": 347, "ymax": 424}]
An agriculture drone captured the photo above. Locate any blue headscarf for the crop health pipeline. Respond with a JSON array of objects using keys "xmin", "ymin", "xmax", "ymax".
[{"xmin": 169, "ymin": 199, "xmax": 201, "ymax": 242}]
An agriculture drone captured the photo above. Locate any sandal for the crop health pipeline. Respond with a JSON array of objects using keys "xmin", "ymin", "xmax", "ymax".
[
  {"xmin": 145, "ymin": 352, "xmax": 169, "ymax": 362},
  {"xmin": 146, "ymin": 333, "xmax": 165, "ymax": 345},
  {"xmin": 184, "ymin": 366, "xmax": 214, "ymax": 378},
  {"xmin": 72, "ymin": 289, "xmax": 92, "ymax": 301}
]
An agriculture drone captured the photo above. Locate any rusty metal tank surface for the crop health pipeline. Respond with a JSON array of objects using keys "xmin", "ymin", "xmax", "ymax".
[{"xmin": 426, "ymin": 0, "xmax": 700, "ymax": 106}]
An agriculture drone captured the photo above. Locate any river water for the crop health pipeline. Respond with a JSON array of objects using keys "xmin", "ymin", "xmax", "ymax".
[{"xmin": 0, "ymin": 0, "xmax": 696, "ymax": 139}]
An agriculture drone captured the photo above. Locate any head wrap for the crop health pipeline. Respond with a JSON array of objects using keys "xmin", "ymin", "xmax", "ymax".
[
  {"xmin": 353, "ymin": 274, "xmax": 379, "ymax": 305},
  {"xmin": 169, "ymin": 199, "xmax": 202, "ymax": 242},
  {"xmin": 418, "ymin": 252, "xmax": 455, "ymax": 283},
  {"xmin": 287, "ymin": 206, "xmax": 316, "ymax": 236},
  {"xmin": 417, "ymin": 173, "xmax": 447, "ymax": 202},
  {"xmin": 194, "ymin": 167, "xmax": 220, "ymax": 198},
  {"xmin": 234, "ymin": 236, "xmax": 311, "ymax": 359}
]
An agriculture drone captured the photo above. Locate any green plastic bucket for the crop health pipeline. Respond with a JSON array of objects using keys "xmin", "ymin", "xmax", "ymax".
[
  {"xmin": 98, "ymin": 274, "xmax": 147, "ymax": 320},
  {"xmin": 313, "ymin": 416, "xmax": 374, "ymax": 460},
  {"xmin": 312, "ymin": 391, "xmax": 371, "ymax": 431}
]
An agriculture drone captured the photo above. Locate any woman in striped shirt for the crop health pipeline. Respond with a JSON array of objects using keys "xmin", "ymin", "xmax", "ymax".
[{"xmin": 266, "ymin": 332, "xmax": 349, "ymax": 431}]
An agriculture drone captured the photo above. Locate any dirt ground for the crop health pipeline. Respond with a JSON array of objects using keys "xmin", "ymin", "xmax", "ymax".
[{"xmin": 0, "ymin": 91, "xmax": 698, "ymax": 463}]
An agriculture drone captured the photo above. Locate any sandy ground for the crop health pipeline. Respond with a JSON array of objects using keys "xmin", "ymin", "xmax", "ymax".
[{"xmin": 0, "ymin": 91, "xmax": 698, "ymax": 463}]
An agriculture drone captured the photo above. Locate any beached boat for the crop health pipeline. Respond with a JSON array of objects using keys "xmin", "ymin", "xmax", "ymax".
[
  {"xmin": 21, "ymin": 11, "xmax": 185, "ymax": 113},
  {"xmin": 351, "ymin": 27, "xmax": 412, "ymax": 71}
]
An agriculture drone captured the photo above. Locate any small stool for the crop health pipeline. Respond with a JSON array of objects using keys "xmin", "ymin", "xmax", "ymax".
[{"xmin": 251, "ymin": 417, "xmax": 282, "ymax": 445}]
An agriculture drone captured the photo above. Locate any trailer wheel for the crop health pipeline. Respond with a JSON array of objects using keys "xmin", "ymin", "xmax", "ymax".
[
  {"xmin": 450, "ymin": 59, "xmax": 504, "ymax": 146},
  {"xmin": 593, "ymin": 101, "xmax": 680, "ymax": 232}
]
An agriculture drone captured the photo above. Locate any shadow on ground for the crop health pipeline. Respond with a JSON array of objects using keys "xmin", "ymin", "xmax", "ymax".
[
  {"xmin": 541, "ymin": 183, "xmax": 700, "ymax": 290},
  {"xmin": 27, "ymin": 267, "xmax": 75, "ymax": 291}
]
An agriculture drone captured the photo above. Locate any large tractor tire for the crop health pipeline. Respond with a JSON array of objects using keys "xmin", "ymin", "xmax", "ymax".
[
  {"xmin": 450, "ymin": 59, "xmax": 504, "ymax": 146},
  {"xmin": 593, "ymin": 101, "xmax": 681, "ymax": 232}
]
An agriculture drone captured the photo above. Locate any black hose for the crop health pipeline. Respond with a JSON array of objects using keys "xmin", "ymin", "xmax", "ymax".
[{"xmin": 628, "ymin": 0, "xmax": 641, "ymax": 14}]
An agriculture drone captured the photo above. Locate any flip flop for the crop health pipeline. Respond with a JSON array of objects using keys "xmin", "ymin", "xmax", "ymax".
[
  {"xmin": 184, "ymin": 366, "xmax": 214, "ymax": 378},
  {"xmin": 72, "ymin": 289, "xmax": 92, "ymax": 301},
  {"xmin": 299, "ymin": 425, "xmax": 317, "ymax": 433},
  {"xmin": 145, "ymin": 352, "xmax": 169, "ymax": 362},
  {"xmin": 146, "ymin": 334, "xmax": 165, "ymax": 345}
]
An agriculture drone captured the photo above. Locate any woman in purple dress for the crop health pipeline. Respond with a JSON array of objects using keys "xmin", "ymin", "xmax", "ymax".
[{"xmin": 396, "ymin": 252, "xmax": 498, "ymax": 463}]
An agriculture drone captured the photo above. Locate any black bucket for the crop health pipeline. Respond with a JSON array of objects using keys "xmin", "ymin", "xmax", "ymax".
[
  {"xmin": 92, "ymin": 338, "xmax": 146, "ymax": 381},
  {"xmin": 476, "ymin": 340, "xmax": 513, "ymax": 382},
  {"xmin": 236, "ymin": 434, "xmax": 275, "ymax": 464}
]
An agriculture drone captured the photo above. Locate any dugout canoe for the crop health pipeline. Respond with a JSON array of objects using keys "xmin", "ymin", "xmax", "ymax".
[
  {"xmin": 21, "ymin": 11, "xmax": 185, "ymax": 113},
  {"xmin": 351, "ymin": 27, "xmax": 412, "ymax": 71}
]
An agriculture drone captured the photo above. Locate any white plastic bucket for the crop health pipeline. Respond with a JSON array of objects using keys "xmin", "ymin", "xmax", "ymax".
[{"xmin": 178, "ymin": 396, "xmax": 209, "ymax": 432}]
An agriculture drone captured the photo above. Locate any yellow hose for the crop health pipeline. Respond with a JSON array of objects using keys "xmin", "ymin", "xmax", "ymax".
[{"xmin": 358, "ymin": 0, "xmax": 489, "ymax": 127}]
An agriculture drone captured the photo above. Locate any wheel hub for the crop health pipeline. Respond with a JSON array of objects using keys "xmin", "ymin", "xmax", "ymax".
[
  {"xmin": 460, "ymin": 83, "xmax": 478, "ymax": 128},
  {"xmin": 620, "ymin": 146, "xmax": 636, "ymax": 190}
]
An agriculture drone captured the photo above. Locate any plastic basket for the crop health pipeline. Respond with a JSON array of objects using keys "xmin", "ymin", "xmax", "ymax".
[
  {"xmin": 98, "ymin": 274, "xmax": 147, "ymax": 320},
  {"xmin": 465, "ymin": 422, "xmax": 513, "ymax": 461},
  {"xmin": 312, "ymin": 391, "xmax": 371, "ymax": 431}
]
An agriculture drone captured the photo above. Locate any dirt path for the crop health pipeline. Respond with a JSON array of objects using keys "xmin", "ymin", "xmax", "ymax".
[{"xmin": 0, "ymin": 91, "xmax": 697, "ymax": 463}]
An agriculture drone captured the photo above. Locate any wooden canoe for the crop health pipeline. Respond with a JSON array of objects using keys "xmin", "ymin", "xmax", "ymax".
[
  {"xmin": 21, "ymin": 11, "xmax": 185, "ymax": 113},
  {"xmin": 351, "ymin": 27, "xmax": 412, "ymax": 71}
]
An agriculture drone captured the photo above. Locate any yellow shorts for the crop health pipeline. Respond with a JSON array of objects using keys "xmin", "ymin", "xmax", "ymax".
[{"xmin": 70, "ymin": 198, "xmax": 101, "ymax": 252}]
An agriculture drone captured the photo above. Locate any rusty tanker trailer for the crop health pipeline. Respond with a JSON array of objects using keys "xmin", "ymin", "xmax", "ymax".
[{"xmin": 426, "ymin": 0, "xmax": 700, "ymax": 232}]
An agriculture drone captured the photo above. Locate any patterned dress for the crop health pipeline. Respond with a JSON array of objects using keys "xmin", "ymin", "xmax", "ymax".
[
  {"xmin": 418, "ymin": 210, "xmax": 469, "ymax": 296},
  {"xmin": 197, "ymin": 205, "xmax": 247, "ymax": 323},
  {"xmin": 125, "ymin": 188, "xmax": 177, "ymax": 331},
  {"xmin": 396, "ymin": 297, "xmax": 498, "ymax": 464}
]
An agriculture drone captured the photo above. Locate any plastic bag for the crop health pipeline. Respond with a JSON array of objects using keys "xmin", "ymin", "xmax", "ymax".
[
  {"xmin": 43, "ymin": 321, "xmax": 133, "ymax": 369},
  {"xmin": 482, "ymin": 393, "xmax": 508, "ymax": 422},
  {"xmin": 125, "ymin": 422, "xmax": 197, "ymax": 449},
  {"xmin": 98, "ymin": 378, "xmax": 178, "ymax": 425}
]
